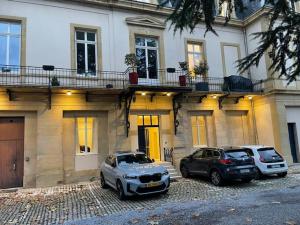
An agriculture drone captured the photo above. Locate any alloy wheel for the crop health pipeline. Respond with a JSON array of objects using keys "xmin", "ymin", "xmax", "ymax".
[{"xmin": 211, "ymin": 171, "xmax": 221, "ymax": 186}]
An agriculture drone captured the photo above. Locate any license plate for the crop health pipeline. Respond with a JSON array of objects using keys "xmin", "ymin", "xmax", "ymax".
[
  {"xmin": 272, "ymin": 165, "xmax": 281, "ymax": 168},
  {"xmin": 145, "ymin": 182, "xmax": 160, "ymax": 188},
  {"xmin": 240, "ymin": 169, "xmax": 250, "ymax": 173}
]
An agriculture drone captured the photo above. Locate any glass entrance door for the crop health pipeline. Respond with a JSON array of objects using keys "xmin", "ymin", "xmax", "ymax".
[{"xmin": 137, "ymin": 115, "xmax": 161, "ymax": 161}]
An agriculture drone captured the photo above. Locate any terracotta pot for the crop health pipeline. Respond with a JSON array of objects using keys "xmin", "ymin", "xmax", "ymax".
[
  {"xmin": 129, "ymin": 72, "xmax": 138, "ymax": 85},
  {"xmin": 179, "ymin": 75, "xmax": 186, "ymax": 86}
]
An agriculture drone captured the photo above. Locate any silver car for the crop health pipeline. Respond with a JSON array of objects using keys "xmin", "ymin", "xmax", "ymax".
[{"xmin": 100, "ymin": 151, "xmax": 170, "ymax": 200}]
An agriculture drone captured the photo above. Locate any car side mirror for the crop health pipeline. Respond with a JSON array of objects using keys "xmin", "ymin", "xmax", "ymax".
[
  {"xmin": 152, "ymin": 159, "xmax": 155, "ymax": 162},
  {"xmin": 111, "ymin": 161, "xmax": 116, "ymax": 168}
]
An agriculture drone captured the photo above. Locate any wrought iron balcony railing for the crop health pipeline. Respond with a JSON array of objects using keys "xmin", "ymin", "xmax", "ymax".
[
  {"xmin": 0, "ymin": 65, "xmax": 126, "ymax": 90},
  {"xmin": 0, "ymin": 65, "xmax": 264, "ymax": 93}
]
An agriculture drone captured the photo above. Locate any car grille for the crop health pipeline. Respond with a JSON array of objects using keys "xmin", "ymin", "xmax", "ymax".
[
  {"xmin": 136, "ymin": 183, "xmax": 166, "ymax": 194},
  {"xmin": 139, "ymin": 173, "xmax": 162, "ymax": 183}
]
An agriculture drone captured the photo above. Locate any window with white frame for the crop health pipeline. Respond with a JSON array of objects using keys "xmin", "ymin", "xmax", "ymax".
[
  {"xmin": 191, "ymin": 116, "xmax": 208, "ymax": 147},
  {"xmin": 75, "ymin": 30, "xmax": 97, "ymax": 76},
  {"xmin": 0, "ymin": 21, "xmax": 21, "ymax": 66},
  {"xmin": 76, "ymin": 117, "xmax": 98, "ymax": 154},
  {"xmin": 135, "ymin": 36, "xmax": 159, "ymax": 80},
  {"xmin": 187, "ymin": 42, "xmax": 204, "ymax": 74}
]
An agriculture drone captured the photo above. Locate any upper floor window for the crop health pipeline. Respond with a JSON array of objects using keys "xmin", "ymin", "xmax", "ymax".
[
  {"xmin": 75, "ymin": 30, "xmax": 97, "ymax": 76},
  {"xmin": 0, "ymin": 22, "xmax": 21, "ymax": 66},
  {"xmin": 187, "ymin": 42, "xmax": 204, "ymax": 74},
  {"xmin": 135, "ymin": 36, "xmax": 159, "ymax": 80}
]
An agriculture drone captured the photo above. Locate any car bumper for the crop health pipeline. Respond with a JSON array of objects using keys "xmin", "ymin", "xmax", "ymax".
[
  {"xmin": 258, "ymin": 162, "xmax": 288, "ymax": 175},
  {"xmin": 221, "ymin": 167, "xmax": 257, "ymax": 180},
  {"xmin": 124, "ymin": 175, "xmax": 170, "ymax": 196}
]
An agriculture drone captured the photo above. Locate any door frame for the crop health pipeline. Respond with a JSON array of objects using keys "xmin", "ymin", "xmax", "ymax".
[{"xmin": 137, "ymin": 115, "xmax": 161, "ymax": 161}]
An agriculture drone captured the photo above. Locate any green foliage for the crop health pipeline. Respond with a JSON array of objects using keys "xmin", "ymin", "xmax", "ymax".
[
  {"xmin": 125, "ymin": 53, "xmax": 139, "ymax": 67},
  {"xmin": 238, "ymin": 0, "xmax": 300, "ymax": 83},
  {"xmin": 194, "ymin": 61, "xmax": 209, "ymax": 76},
  {"xmin": 160, "ymin": 0, "xmax": 300, "ymax": 82}
]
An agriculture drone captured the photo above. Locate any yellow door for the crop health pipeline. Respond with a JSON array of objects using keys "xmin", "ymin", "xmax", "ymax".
[{"xmin": 146, "ymin": 127, "xmax": 160, "ymax": 161}]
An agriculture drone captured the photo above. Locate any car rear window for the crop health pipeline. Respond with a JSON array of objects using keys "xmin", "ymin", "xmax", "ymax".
[
  {"xmin": 257, "ymin": 148, "xmax": 281, "ymax": 159},
  {"xmin": 224, "ymin": 150, "xmax": 250, "ymax": 159}
]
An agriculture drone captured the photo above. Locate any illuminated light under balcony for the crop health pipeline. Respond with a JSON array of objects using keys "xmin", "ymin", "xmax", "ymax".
[
  {"xmin": 166, "ymin": 93, "xmax": 172, "ymax": 97},
  {"xmin": 211, "ymin": 95, "xmax": 217, "ymax": 99},
  {"xmin": 248, "ymin": 96, "xmax": 253, "ymax": 100},
  {"xmin": 66, "ymin": 91, "xmax": 72, "ymax": 96},
  {"xmin": 141, "ymin": 92, "xmax": 146, "ymax": 96}
]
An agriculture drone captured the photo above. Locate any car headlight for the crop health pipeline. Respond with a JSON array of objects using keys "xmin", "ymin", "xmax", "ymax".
[
  {"xmin": 123, "ymin": 175, "xmax": 138, "ymax": 179},
  {"xmin": 162, "ymin": 171, "xmax": 169, "ymax": 176}
]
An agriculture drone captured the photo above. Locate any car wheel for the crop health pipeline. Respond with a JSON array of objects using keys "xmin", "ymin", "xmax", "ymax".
[
  {"xmin": 277, "ymin": 172, "xmax": 287, "ymax": 178},
  {"xmin": 100, "ymin": 173, "xmax": 108, "ymax": 189},
  {"xmin": 255, "ymin": 167, "xmax": 263, "ymax": 179},
  {"xmin": 180, "ymin": 165, "xmax": 190, "ymax": 178},
  {"xmin": 210, "ymin": 170, "xmax": 223, "ymax": 186},
  {"xmin": 116, "ymin": 180, "xmax": 126, "ymax": 200},
  {"xmin": 241, "ymin": 178, "xmax": 252, "ymax": 183}
]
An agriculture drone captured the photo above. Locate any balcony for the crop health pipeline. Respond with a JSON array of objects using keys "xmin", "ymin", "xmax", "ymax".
[
  {"xmin": 0, "ymin": 65, "xmax": 264, "ymax": 95},
  {"xmin": 0, "ymin": 65, "xmax": 126, "ymax": 91}
]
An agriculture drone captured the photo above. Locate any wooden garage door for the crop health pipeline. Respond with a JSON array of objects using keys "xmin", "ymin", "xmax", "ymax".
[{"xmin": 0, "ymin": 118, "xmax": 24, "ymax": 189}]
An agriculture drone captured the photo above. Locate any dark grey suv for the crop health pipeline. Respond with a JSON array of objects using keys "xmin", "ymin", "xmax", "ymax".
[{"xmin": 180, "ymin": 147, "xmax": 257, "ymax": 186}]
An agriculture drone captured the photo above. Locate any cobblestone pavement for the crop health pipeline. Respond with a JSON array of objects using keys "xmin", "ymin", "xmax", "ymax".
[{"xmin": 0, "ymin": 172, "xmax": 300, "ymax": 225}]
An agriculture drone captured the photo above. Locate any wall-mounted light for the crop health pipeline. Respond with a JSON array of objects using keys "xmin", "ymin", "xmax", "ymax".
[
  {"xmin": 66, "ymin": 91, "xmax": 72, "ymax": 96},
  {"xmin": 166, "ymin": 93, "xmax": 171, "ymax": 97},
  {"xmin": 141, "ymin": 92, "xmax": 146, "ymax": 96},
  {"xmin": 248, "ymin": 96, "xmax": 253, "ymax": 100},
  {"xmin": 212, "ymin": 95, "xmax": 217, "ymax": 99}
]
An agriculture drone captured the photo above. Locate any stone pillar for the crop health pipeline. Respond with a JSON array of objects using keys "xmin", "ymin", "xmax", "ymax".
[{"xmin": 36, "ymin": 107, "xmax": 64, "ymax": 187}]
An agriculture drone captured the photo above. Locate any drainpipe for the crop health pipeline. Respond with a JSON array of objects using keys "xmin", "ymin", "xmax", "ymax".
[
  {"xmin": 250, "ymin": 99, "xmax": 259, "ymax": 144},
  {"xmin": 243, "ymin": 27, "xmax": 252, "ymax": 80}
]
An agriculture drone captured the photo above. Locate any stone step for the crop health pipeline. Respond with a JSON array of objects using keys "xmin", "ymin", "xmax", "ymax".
[{"xmin": 156, "ymin": 161, "xmax": 182, "ymax": 181}]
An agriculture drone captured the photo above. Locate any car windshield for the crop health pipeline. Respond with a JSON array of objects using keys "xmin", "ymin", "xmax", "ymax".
[
  {"xmin": 225, "ymin": 150, "xmax": 250, "ymax": 159},
  {"xmin": 117, "ymin": 154, "xmax": 152, "ymax": 165},
  {"xmin": 258, "ymin": 148, "xmax": 281, "ymax": 160}
]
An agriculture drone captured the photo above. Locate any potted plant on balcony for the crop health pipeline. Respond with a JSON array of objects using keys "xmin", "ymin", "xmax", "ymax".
[
  {"xmin": 194, "ymin": 60, "xmax": 209, "ymax": 91},
  {"xmin": 178, "ymin": 61, "xmax": 188, "ymax": 86},
  {"xmin": 125, "ymin": 53, "xmax": 139, "ymax": 85},
  {"xmin": 51, "ymin": 76, "xmax": 60, "ymax": 86}
]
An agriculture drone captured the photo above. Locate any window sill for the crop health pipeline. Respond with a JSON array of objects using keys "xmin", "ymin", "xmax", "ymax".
[{"xmin": 76, "ymin": 152, "xmax": 98, "ymax": 156}]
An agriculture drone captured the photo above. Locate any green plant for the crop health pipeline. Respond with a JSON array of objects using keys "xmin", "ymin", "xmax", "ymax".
[
  {"xmin": 125, "ymin": 53, "xmax": 139, "ymax": 72},
  {"xmin": 193, "ymin": 61, "xmax": 209, "ymax": 77},
  {"xmin": 51, "ymin": 76, "xmax": 60, "ymax": 86},
  {"xmin": 179, "ymin": 61, "xmax": 188, "ymax": 71}
]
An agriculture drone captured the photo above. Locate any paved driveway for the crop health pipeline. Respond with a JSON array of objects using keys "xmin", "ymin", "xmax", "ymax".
[{"xmin": 1, "ymin": 173, "xmax": 300, "ymax": 225}]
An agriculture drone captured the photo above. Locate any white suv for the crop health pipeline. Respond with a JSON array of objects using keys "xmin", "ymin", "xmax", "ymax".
[
  {"xmin": 243, "ymin": 146, "xmax": 288, "ymax": 178},
  {"xmin": 100, "ymin": 152, "xmax": 170, "ymax": 200}
]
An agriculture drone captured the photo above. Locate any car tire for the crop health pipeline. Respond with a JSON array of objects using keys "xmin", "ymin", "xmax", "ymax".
[
  {"xmin": 210, "ymin": 170, "xmax": 223, "ymax": 186},
  {"xmin": 277, "ymin": 172, "xmax": 288, "ymax": 178},
  {"xmin": 255, "ymin": 167, "xmax": 263, "ymax": 180},
  {"xmin": 162, "ymin": 189, "xmax": 169, "ymax": 195},
  {"xmin": 241, "ymin": 178, "xmax": 252, "ymax": 183},
  {"xmin": 180, "ymin": 165, "xmax": 190, "ymax": 178},
  {"xmin": 100, "ymin": 173, "xmax": 108, "ymax": 189},
  {"xmin": 116, "ymin": 180, "xmax": 126, "ymax": 200}
]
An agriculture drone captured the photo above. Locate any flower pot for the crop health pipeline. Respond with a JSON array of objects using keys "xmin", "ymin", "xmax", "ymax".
[
  {"xmin": 129, "ymin": 72, "xmax": 138, "ymax": 85},
  {"xmin": 179, "ymin": 75, "xmax": 186, "ymax": 86}
]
